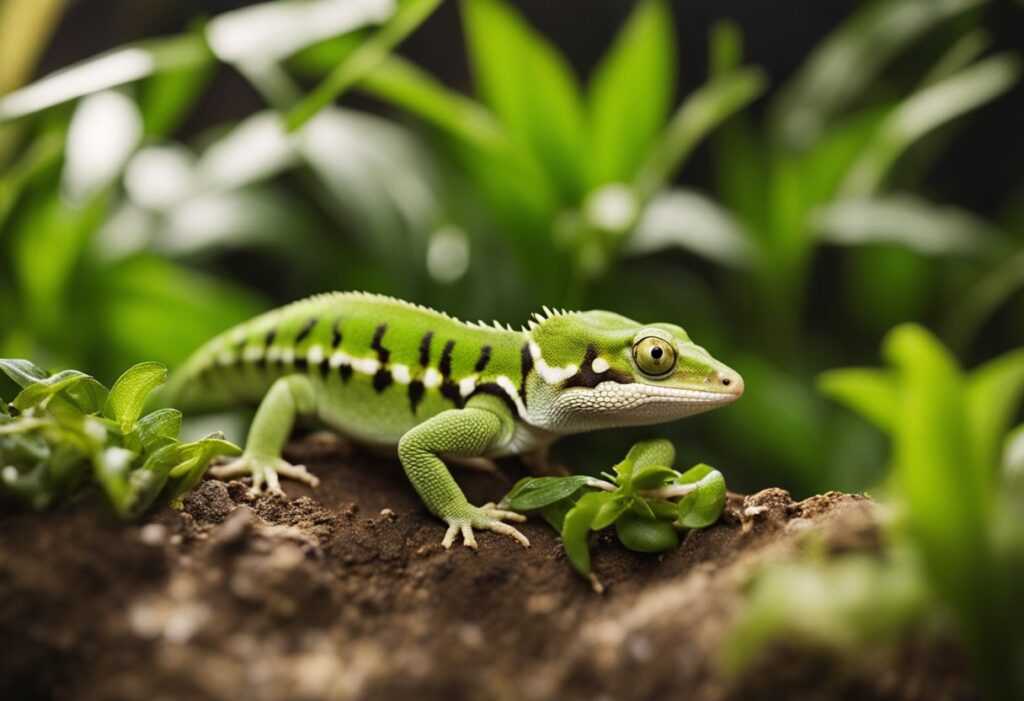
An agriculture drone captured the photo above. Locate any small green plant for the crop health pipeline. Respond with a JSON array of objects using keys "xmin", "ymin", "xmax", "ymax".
[
  {"xmin": 724, "ymin": 325, "xmax": 1024, "ymax": 700},
  {"xmin": 500, "ymin": 439, "xmax": 726, "ymax": 581},
  {"xmin": 0, "ymin": 358, "xmax": 239, "ymax": 517}
]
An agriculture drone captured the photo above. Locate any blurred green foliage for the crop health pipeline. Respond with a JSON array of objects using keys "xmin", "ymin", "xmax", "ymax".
[
  {"xmin": 727, "ymin": 325, "xmax": 1024, "ymax": 700},
  {"xmin": 0, "ymin": 0, "xmax": 1021, "ymax": 498},
  {"xmin": 0, "ymin": 358, "xmax": 239, "ymax": 516}
]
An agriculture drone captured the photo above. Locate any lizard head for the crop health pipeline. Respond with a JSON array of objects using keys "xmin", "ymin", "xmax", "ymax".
[{"xmin": 523, "ymin": 308, "xmax": 743, "ymax": 433}]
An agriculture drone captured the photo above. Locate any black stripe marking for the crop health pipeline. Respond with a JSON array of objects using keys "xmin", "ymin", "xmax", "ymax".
[
  {"xmin": 474, "ymin": 345, "xmax": 492, "ymax": 373},
  {"xmin": 319, "ymin": 358, "xmax": 330, "ymax": 378},
  {"xmin": 234, "ymin": 337, "xmax": 247, "ymax": 354},
  {"xmin": 331, "ymin": 318, "xmax": 343, "ymax": 348},
  {"xmin": 264, "ymin": 327, "xmax": 277, "ymax": 347},
  {"xmin": 408, "ymin": 380, "xmax": 425, "ymax": 413},
  {"xmin": 563, "ymin": 344, "xmax": 632, "ymax": 389},
  {"xmin": 339, "ymin": 364, "xmax": 353, "ymax": 382},
  {"xmin": 295, "ymin": 317, "xmax": 318, "ymax": 344},
  {"xmin": 294, "ymin": 357, "xmax": 309, "ymax": 371},
  {"xmin": 470, "ymin": 383, "xmax": 518, "ymax": 416},
  {"xmin": 439, "ymin": 340, "xmax": 455, "ymax": 377},
  {"xmin": 438, "ymin": 339, "xmax": 463, "ymax": 408},
  {"xmin": 371, "ymin": 324, "xmax": 390, "ymax": 363},
  {"xmin": 519, "ymin": 342, "xmax": 534, "ymax": 408},
  {"xmin": 373, "ymin": 369, "xmax": 393, "ymax": 392},
  {"xmin": 418, "ymin": 331, "xmax": 433, "ymax": 367}
]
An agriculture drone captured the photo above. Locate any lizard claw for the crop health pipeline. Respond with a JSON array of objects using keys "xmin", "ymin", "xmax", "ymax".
[
  {"xmin": 441, "ymin": 503, "xmax": 530, "ymax": 549},
  {"xmin": 210, "ymin": 455, "xmax": 319, "ymax": 496}
]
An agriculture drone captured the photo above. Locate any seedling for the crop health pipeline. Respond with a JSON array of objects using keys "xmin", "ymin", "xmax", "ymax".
[
  {"xmin": 0, "ymin": 358, "xmax": 239, "ymax": 517},
  {"xmin": 500, "ymin": 439, "xmax": 726, "ymax": 582}
]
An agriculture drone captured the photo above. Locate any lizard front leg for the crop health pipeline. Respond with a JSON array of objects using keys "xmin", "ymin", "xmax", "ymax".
[
  {"xmin": 398, "ymin": 398, "xmax": 528, "ymax": 549},
  {"xmin": 210, "ymin": 374, "xmax": 320, "ymax": 495}
]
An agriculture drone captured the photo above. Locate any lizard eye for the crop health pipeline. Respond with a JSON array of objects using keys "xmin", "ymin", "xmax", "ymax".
[{"xmin": 633, "ymin": 337, "xmax": 676, "ymax": 376}]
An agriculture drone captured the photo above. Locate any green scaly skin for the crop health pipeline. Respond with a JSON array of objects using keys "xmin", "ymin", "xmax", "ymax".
[{"xmin": 168, "ymin": 292, "xmax": 744, "ymax": 549}]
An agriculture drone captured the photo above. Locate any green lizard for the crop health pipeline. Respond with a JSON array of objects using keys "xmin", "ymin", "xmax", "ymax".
[{"xmin": 168, "ymin": 292, "xmax": 744, "ymax": 549}]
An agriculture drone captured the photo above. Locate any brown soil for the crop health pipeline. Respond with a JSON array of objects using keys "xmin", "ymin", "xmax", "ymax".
[{"xmin": 0, "ymin": 435, "xmax": 976, "ymax": 701}]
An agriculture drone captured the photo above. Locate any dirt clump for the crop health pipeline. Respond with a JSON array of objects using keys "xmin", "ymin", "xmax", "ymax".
[{"xmin": 0, "ymin": 437, "xmax": 975, "ymax": 701}]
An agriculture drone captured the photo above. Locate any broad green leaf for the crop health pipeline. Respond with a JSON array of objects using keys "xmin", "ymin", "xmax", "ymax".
[
  {"xmin": 501, "ymin": 475, "xmax": 590, "ymax": 511},
  {"xmin": 624, "ymin": 438, "xmax": 676, "ymax": 471},
  {"xmin": 0, "ymin": 34, "xmax": 209, "ymax": 122},
  {"xmin": 591, "ymin": 495, "xmax": 630, "ymax": 531},
  {"xmin": 676, "ymin": 464, "xmax": 727, "ymax": 528},
  {"xmin": 615, "ymin": 511, "xmax": 679, "ymax": 553},
  {"xmin": 626, "ymin": 188, "xmax": 754, "ymax": 268},
  {"xmin": 562, "ymin": 491, "xmax": 610, "ymax": 576},
  {"xmin": 768, "ymin": 0, "xmax": 988, "ymax": 149},
  {"xmin": 965, "ymin": 348, "xmax": 1024, "ymax": 477},
  {"xmin": 137, "ymin": 32, "xmax": 215, "ymax": 137},
  {"xmin": 205, "ymin": 0, "xmax": 393, "ymax": 65},
  {"xmin": 632, "ymin": 465, "xmax": 679, "ymax": 491},
  {"xmin": 93, "ymin": 445, "xmax": 137, "ymax": 514},
  {"xmin": 710, "ymin": 20, "xmax": 743, "ymax": 77},
  {"xmin": 133, "ymin": 408, "xmax": 183, "ymax": 451},
  {"xmin": 813, "ymin": 195, "xmax": 998, "ymax": 256},
  {"xmin": 1005, "ymin": 424, "xmax": 1024, "ymax": 479},
  {"xmin": 586, "ymin": 0, "xmax": 674, "ymax": 187},
  {"xmin": 841, "ymin": 54, "xmax": 1020, "ymax": 197},
  {"xmin": 286, "ymin": 0, "xmax": 444, "ymax": 130},
  {"xmin": 818, "ymin": 368, "xmax": 899, "ymax": 433},
  {"xmin": 647, "ymin": 499, "xmax": 679, "ymax": 521},
  {"xmin": 105, "ymin": 362, "xmax": 167, "ymax": 434},
  {"xmin": 635, "ymin": 68, "xmax": 766, "ymax": 199},
  {"xmin": 163, "ymin": 434, "xmax": 240, "ymax": 500},
  {"xmin": 0, "ymin": 358, "xmax": 49, "ymax": 388},
  {"xmin": 360, "ymin": 55, "xmax": 510, "ymax": 156},
  {"xmin": 460, "ymin": 0, "xmax": 585, "ymax": 200},
  {"xmin": 12, "ymin": 369, "xmax": 107, "ymax": 414},
  {"xmin": 539, "ymin": 498, "xmax": 576, "ymax": 534}
]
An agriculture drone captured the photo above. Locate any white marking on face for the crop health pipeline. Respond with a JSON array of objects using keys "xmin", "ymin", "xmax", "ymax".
[
  {"xmin": 459, "ymin": 375, "xmax": 478, "ymax": 397},
  {"xmin": 307, "ymin": 345, "xmax": 325, "ymax": 365},
  {"xmin": 591, "ymin": 357, "xmax": 610, "ymax": 374},
  {"xmin": 495, "ymin": 375, "xmax": 527, "ymax": 418},
  {"xmin": 529, "ymin": 342, "xmax": 579, "ymax": 384},
  {"xmin": 423, "ymin": 368, "xmax": 442, "ymax": 388},
  {"xmin": 392, "ymin": 364, "xmax": 411, "ymax": 384}
]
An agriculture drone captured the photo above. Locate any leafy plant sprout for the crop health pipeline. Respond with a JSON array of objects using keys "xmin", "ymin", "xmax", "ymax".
[{"xmin": 500, "ymin": 439, "xmax": 726, "ymax": 589}]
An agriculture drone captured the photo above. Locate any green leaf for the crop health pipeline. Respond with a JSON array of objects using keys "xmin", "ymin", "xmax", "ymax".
[
  {"xmin": 561, "ymin": 491, "xmax": 610, "ymax": 576},
  {"xmin": 0, "ymin": 358, "xmax": 49, "ymax": 388},
  {"xmin": 647, "ymin": 499, "xmax": 679, "ymax": 520},
  {"xmin": 635, "ymin": 68, "xmax": 766, "ymax": 199},
  {"xmin": 461, "ymin": 0, "xmax": 585, "ymax": 200},
  {"xmin": 768, "ymin": 0, "xmax": 988, "ymax": 149},
  {"xmin": 965, "ymin": 348, "xmax": 1024, "ymax": 477},
  {"xmin": 12, "ymin": 369, "xmax": 107, "ymax": 414},
  {"xmin": 0, "ymin": 34, "xmax": 209, "ymax": 122},
  {"xmin": 818, "ymin": 368, "xmax": 899, "ymax": 433},
  {"xmin": 624, "ymin": 438, "xmax": 676, "ymax": 472},
  {"xmin": 632, "ymin": 465, "xmax": 679, "ymax": 491},
  {"xmin": 591, "ymin": 495, "xmax": 630, "ymax": 531},
  {"xmin": 501, "ymin": 475, "xmax": 590, "ymax": 511},
  {"xmin": 625, "ymin": 188, "xmax": 754, "ymax": 268},
  {"xmin": 285, "ymin": 0, "xmax": 444, "ymax": 131},
  {"xmin": 615, "ymin": 511, "xmax": 679, "ymax": 552},
  {"xmin": 359, "ymin": 55, "xmax": 510, "ymax": 156},
  {"xmin": 586, "ymin": 0, "xmax": 674, "ymax": 187},
  {"xmin": 841, "ymin": 54, "xmax": 1020, "ymax": 197},
  {"xmin": 813, "ymin": 195, "xmax": 998, "ymax": 256},
  {"xmin": 105, "ymin": 362, "xmax": 167, "ymax": 434},
  {"xmin": 676, "ymin": 463, "xmax": 727, "ymax": 528},
  {"xmin": 133, "ymin": 408, "xmax": 183, "ymax": 451},
  {"xmin": 539, "ymin": 498, "xmax": 576, "ymax": 534}
]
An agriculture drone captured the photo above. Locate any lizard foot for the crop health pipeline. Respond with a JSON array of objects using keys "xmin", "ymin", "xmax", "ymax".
[
  {"xmin": 441, "ymin": 503, "xmax": 530, "ymax": 550},
  {"xmin": 209, "ymin": 455, "xmax": 320, "ymax": 496}
]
